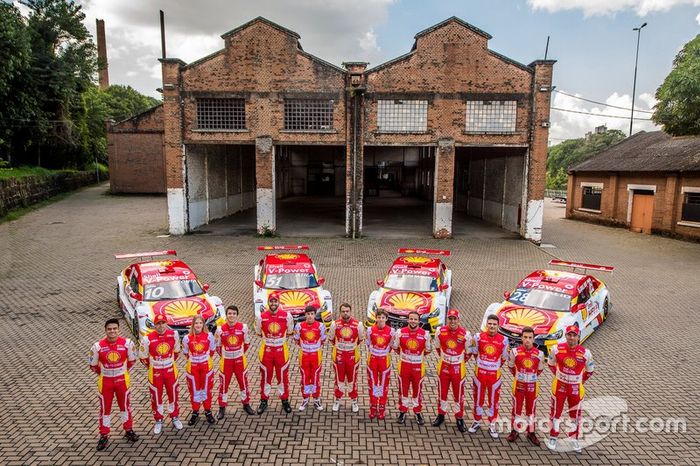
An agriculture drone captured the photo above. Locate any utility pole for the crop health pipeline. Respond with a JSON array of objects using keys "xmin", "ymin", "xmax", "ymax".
[{"xmin": 630, "ymin": 22, "xmax": 647, "ymax": 136}]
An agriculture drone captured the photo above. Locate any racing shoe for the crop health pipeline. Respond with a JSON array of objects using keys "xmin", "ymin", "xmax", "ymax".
[
  {"xmin": 456, "ymin": 419, "xmax": 467, "ymax": 433},
  {"xmin": 351, "ymin": 400, "xmax": 360, "ymax": 413},
  {"xmin": 432, "ymin": 414, "xmax": 445, "ymax": 427},
  {"xmin": 217, "ymin": 407, "xmax": 226, "ymax": 420},
  {"xmin": 124, "ymin": 430, "xmax": 139, "ymax": 442},
  {"xmin": 243, "ymin": 404, "xmax": 256, "ymax": 415},
  {"xmin": 153, "ymin": 421, "xmax": 163, "ymax": 435},
  {"xmin": 188, "ymin": 412, "xmax": 199, "ymax": 426},
  {"xmin": 369, "ymin": 406, "xmax": 377, "ymax": 419},
  {"xmin": 415, "ymin": 413, "xmax": 425, "ymax": 426},
  {"xmin": 397, "ymin": 412, "xmax": 406, "ymax": 424},
  {"xmin": 256, "ymin": 400, "xmax": 268, "ymax": 415},
  {"xmin": 571, "ymin": 439, "xmax": 582, "ymax": 453},
  {"xmin": 378, "ymin": 406, "xmax": 386, "ymax": 420},
  {"xmin": 298, "ymin": 399, "xmax": 309, "ymax": 411},
  {"xmin": 281, "ymin": 399, "xmax": 292, "ymax": 414},
  {"xmin": 546, "ymin": 437, "xmax": 557, "ymax": 451},
  {"xmin": 488, "ymin": 424, "xmax": 499, "ymax": 439},
  {"xmin": 527, "ymin": 432, "xmax": 541, "ymax": 447},
  {"xmin": 467, "ymin": 421, "xmax": 481, "ymax": 434},
  {"xmin": 332, "ymin": 399, "xmax": 341, "ymax": 412},
  {"xmin": 313, "ymin": 400, "xmax": 324, "ymax": 411},
  {"xmin": 96, "ymin": 435, "xmax": 109, "ymax": 451},
  {"xmin": 205, "ymin": 410, "xmax": 216, "ymax": 424},
  {"xmin": 172, "ymin": 417, "xmax": 183, "ymax": 430},
  {"xmin": 506, "ymin": 430, "xmax": 518, "ymax": 442}
]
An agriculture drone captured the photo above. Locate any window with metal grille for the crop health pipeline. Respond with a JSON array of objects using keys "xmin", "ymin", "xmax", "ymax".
[
  {"xmin": 681, "ymin": 192, "xmax": 700, "ymax": 222},
  {"xmin": 465, "ymin": 100, "xmax": 517, "ymax": 133},
  {"xmin": 377, "ymin": 100, "xmax": 428, "ymax": 133},
  {"xmin": 581, "ymin": 186, "xmax": 602, "ymax": 211},
  {"xmin": 196, "ymin": 98, "xmax": 246, "ymax": 130},
  {"xmin": 283, "ymin": 99, "xmax": 334, "ymax": 131}
]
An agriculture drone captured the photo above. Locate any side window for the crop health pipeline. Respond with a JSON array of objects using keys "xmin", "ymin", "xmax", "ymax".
[
  {"xmin": 578, "ymin": 286, "xmax": 591, "ymax": 304},
  {"xmin": 129, "ymin": 273, "xmax": 139, "ymax": 292}
]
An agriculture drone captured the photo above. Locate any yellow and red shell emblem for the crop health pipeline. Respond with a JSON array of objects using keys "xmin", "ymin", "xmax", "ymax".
[
  {"xmin": 227, "ymin": 335, "xmax": 239, "ymax": 346},
  {"xmin": 278, "ymin": 291, "xmax": 313, "ymax": 308},
  {"xmin": 446, "ymin": 339, "xmax": 457, "ymax": 350},
  {"xmin": 304, "ymin": 330, "xmax": 316, "ymax": 341},
  {"xmin": 340, "ymin": 327, "xmax": 353, "ymax": 339},
  {"xmin": 162, "ymin": 299, "xmax": 204, "ymax": 318},
  {"xmin": 387, "ymin": 292, "xmax": 429, "ymax": 311},
  {"xmin": 522, "ymin": 358, "xmax": 534, "ymax": 369},
  {"xmin": 406, "ymin": 339, "xmax": 419, "ymax": 350},
  {"xmin": 484, "ymin": 344, "xmax": 497, "ymax": 356},
  {"xmin": 502, "ymin": 308, "xmax": 548, "ymax": 328},
  {"xmin": 375, "ymin": 335, "xmax": 387, "ymax": 346},
  {"xmin": 276, "ymin": 253, "xmax": 299, "ymax": 260},
  {"xmin": 106, "ymin": 351, "xmax": 121, "ymax": 363},
  {"xmin": 267, "ymin": 322, "xmax": 282, "ymax": 334},
  {"xmin": 193, "ymin": 342, "xmax": 205, "ymax": 352},
  {"xmin": 402, "ymin": 256, "xmax": 432, "ymax": 265},
  {"xmin": 155, "ymin": 342, "xmax": 171, "ymax": 356},
  {"xmin": 564, "ymin": 357, "xmax": 577, "ymax": 368}
]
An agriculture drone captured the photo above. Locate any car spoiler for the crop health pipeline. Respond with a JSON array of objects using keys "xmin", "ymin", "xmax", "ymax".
[
  {"xmin": 114, "ymin": 250, "xmax": 177, "ymax": 260},
  {"xmin": 548, "ymin": 259, "xmax": 614, "ymax": 274},
  {"xmin": 398, "ymin": 248, "xmax": 451, "ymax": 256},
  {"xmin": 257, "ymin": 245, "xmax": 309, "ymax": 251}
]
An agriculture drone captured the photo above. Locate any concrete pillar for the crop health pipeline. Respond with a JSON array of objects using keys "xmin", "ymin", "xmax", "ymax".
[
  {"xmin": 433, "ymin": 138, "xmax": 455, "ymax": 238},
  {"xmin": 524, "ymin": 59, "xmax": 556, "ymax": 243},
  {"xmin": 255, "ymin": 136, "xmax": 276, "ymax": 234},
  {"xmin": 343, "ymin": 62, "xmax": 367, "ymax": 238},
  {"xmin": 160, "ymin": 58, "xmax": 187, "ymax": 234}
]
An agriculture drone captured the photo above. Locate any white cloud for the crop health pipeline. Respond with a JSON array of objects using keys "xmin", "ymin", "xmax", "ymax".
[
  {"xmin": 528, "ymin": 0, "xmax": 700, "ymax": 17},
  {"xmin": 549, "ymin": 90, "xmax": 659, "ymax": 143},
  {"xmin": 696, "ymin": 11, "xmax": 700, "ymax": 23}
]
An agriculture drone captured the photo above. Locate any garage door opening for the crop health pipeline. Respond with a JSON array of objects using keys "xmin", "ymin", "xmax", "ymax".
[
  {"xmin": 362, "ymin": 146, "xmax": 435, "ymax": 237},
  {"xmin": 275, "ymin": 145, "xmax": 346, "ymax": 236},
  {"xmin": 453, "ymin": 146, "xmax": 525, "ymax": 237},
  {"xmin": 187, "ymin": 144, "xmax": 257, "ymax": 235}
]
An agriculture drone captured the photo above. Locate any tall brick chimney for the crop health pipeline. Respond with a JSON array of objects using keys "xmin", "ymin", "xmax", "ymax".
[{"xmin": 96, "ymin": 19, "xmax": 109, "ymax": 89}]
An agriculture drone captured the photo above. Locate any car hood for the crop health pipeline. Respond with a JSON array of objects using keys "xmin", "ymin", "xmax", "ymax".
[
  {"xmin": 378, "ymin": 289, "xmax": 434, "ymax": 315},
  {"xmin": 150, "ymin": 296, "xmax": 215, "ymax": 326},
  {"xmin": 496, "ymin": 303, "xmax": 562, "ymax": 335},
  {"xmin": 266, "ymin": 289, "xmax": 322, "ymax": 315}
]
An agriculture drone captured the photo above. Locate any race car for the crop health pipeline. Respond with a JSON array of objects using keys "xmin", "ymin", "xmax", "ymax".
[
  {"xmin": 365, "ymin": 248, "xmax": 452, "ymax": 334},
  {"xmin": 253, "ymin": 245, "xmax": 333, "ymax": 327},
  {"xmin": 115, "ymin": 250, "xmax": 225, "ymax": 339},
  {"xmin": 481, "ymin": 259, "xmax": 614, "ymax": 353}
]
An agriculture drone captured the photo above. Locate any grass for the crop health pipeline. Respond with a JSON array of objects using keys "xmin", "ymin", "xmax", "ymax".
[
  {"xmin": 0, "ymin": 166, "xmax": 78, "ymax": 181},
  {"xmin": 0, "ymin": 191, "xmax": 74, "ymax": 224}
]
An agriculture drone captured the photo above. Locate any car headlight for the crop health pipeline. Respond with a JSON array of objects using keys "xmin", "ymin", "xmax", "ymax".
[
  {"xmin": 145, "ymin": 318, "xmax": 155, "ymax": 329},
  {"xmin": 537, "ymin": 330, "xmax": 563, "ymax": 340}
]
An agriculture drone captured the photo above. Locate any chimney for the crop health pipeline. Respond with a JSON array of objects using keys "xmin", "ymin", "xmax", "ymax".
[{"xmin": 96, "ymin": 19, "xmax": 109, "ymax": 89}]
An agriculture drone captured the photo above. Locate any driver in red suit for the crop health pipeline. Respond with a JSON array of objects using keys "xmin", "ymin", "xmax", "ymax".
[
  {"xmin": 393, "ymin": 311, "xmax": 432, "ymax": 426},
  {"xmin": 366, "ymin": 308, "xmax": 395, "ymax": 420}
]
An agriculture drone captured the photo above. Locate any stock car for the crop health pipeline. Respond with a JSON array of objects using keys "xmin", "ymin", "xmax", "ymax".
[
  {"xmin": 480, "ymin": 259, "xmax": 614, "ymax": 353},
  {"xmin": 253, "ymin": 245, "xmax": 333, "ymax": 327},
  {"xmin": 115, "ymin": 250, "xmax": 225, "ymax": 339},
  {"xmin": 365, "ymin": 248, "xmax": 452, "ymax": 334}
]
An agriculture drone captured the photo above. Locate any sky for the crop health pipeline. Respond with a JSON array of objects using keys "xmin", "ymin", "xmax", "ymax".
[{"xmin": 29, "ymin": 1, "xmax": 700, "ymax": 142}]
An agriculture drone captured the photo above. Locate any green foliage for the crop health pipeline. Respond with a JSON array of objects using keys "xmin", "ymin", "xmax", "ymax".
[
  {"xmin": 0, "ymin": 166, "xmax": 75, "ymax": 180},
  {"xmin": 101, "ymin": 85, "xmax": 160, "ymax": 123},
  {"xmin": 546, "ymin": 130, "xmax": 626, "ymax": 189},
  {"xmin": 653, "ymin": 34, "xmax": 700, "ymax": 136}
]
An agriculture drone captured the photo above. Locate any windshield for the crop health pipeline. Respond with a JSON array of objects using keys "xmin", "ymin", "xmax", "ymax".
[
  {"xmin": 264, "ymin": 273, "xmax": 318, "ymax": 290},
  {"xmin": 143, "ymin": 280, "xmax": 203, "ymax": 301},
  {"xmin": 508, "ymin": 287, "xmax": 571, "ymax": 312},
  {"xmin": 384, "ymin": 274, "xmax": 437, "ymax": 292}
]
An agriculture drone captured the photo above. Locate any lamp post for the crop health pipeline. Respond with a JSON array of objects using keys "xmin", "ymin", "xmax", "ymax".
[{"xmin": 630, "ymin": 22, "xmax": 647, "ymax": 137}]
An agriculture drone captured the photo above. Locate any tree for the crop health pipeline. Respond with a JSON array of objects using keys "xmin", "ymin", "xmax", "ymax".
[
  {"xmin": 101, "ymin": 85, "xmax": 160, "ymax": 122},
  {"xmin": 653, "ymin": 34, "xmax": 700, "ymax": 136}
]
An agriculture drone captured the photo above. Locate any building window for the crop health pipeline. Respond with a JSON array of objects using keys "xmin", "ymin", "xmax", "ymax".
[
  {"xmin": 377, "ymin": 100, "xmax": 428, "ymax": 133},
  {"xmin": 195, "ymin": 98, "xmax": 246, "ymax": 130},
  {"xmin": 681, "ymin": 192, "xmax": 700, "ymax": 222},
  {"xmin": 465, "ymin": 100, "xmax": 517, "ymax": 133},
  {"xmin": 581, "ymin": 186, "xmax": 602, "ymax": 211},
  {"xmin": 284, "ymin": 99, "xmax": 334, "ymax": 131}
]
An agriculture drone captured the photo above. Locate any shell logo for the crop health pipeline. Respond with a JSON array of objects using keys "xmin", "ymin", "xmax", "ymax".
[
  {"xmin": 276, "ymin": 253, "xmax": 299, "ymax": 260},
  {"xmin": 155, "ymin": 342, "xmax": 171, "ymax": 356},
  {"xmin": 564, "ymin": 357, "xmax": 577, "ymax": 368},
  {"xmin": 446, "ymin": 339, "xmax": 457, "ymax": 350},
  {"xmin": 406, "ymin": 339, "xmax": 418, "ymax": 350},
  {"xmin": 340, "ymin": 327, "xmax": 353, "ymax": 339},
  {"xmin": 163, "ymin": 299, "xmax": 204, "ymax": 317},
  {"xmin": 375, "ymin": 336, "xmax": 387, "ymax": 346},
  {"xmin": 227, "ymin": 335, "xmax": 239, "ymax": 346},
  {"xmin": 484, "ymin": 344, "xmax": 496, "ymax": 356},
  {"xmin": 268, "ymin": 322, "xmax": 282, "ymax": 334},
  {"xmin": 106, "ymin": 351, "xmax": 121, "ymax": 363},
  {"xmin": 388, "ymin": 292, "xmax": 428, "ymax": 311},
  {"xmin": 304, "ymin": 330, "xmax": 317, "ymax": 341},
  {"xmin": 279, "ymin": 291, "xmax": 312, "ymax": 308},
  {"xmin": 504, "ymin": 308, "xmax": 548, "ymax": 328},
  {"xmin": 403, "ymin": 256, "xmax": 431, "ymax": 265},
  {"xmin": 522, "ymin": 358, "xmax": 534, "ymax": 369},
  {"xmin": 193, "ymin": 342, "xmax": 205, "ymax": 352}
]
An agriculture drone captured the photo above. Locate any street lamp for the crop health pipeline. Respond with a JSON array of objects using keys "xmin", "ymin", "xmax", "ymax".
[{"xmin": 630, "ymin": 22, "xmax": 647, "ymax": 137}]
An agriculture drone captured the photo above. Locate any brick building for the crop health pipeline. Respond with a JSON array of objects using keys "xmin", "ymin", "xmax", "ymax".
[
  {"xmin": 151, "ymin": 16, "xmax": 554, "ymax": 239},
  {"xmin": 567, "ymin": 131, "xmax": 700, "ymax": 240}
]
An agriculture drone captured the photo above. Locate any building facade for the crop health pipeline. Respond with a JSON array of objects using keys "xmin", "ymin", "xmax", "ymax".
[{"xmin": 156, "ymin": 16, "xmax": 554, "ymax": 240}]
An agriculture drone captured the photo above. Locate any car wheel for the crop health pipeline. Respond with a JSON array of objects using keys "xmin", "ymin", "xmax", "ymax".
[
  {"xmin": 116, "ymin": 286, "xmax": 121, "ymax": 309},
  {"xmin": 132, "ymin": 315, "xmax": 140, "ymax": 339},
  {"xmin": 603, "ymin": 298, "xmax": 610, "ymax": 320}
]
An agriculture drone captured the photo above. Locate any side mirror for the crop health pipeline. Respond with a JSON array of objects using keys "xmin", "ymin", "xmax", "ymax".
[
  {"xmin": 376, "ymin": 279, "xmax": 385, "ymax": 287},
  {"xmin": 317, "ymin": 277, "xmax": 326, "ymax": 286},
  {"xmin": 202, "ymin": 283, "xmax": 210, "ymax": 292},
  {"xmin": 438, "ymin": 283, "xmax": 448, "ymax": 291},
  {"xmin": 255, "ymin": 279, "xmax": 264, "ymax": 288},
  {"xmin": 503, "ymin": 291, "xmax": 511, "ymax": 300},
  {"xmin": 129, "ymin": 290, "xmax": 142, "ymax": 301},
  {"xmin": 573, "ymin": 303, "xmax": 586, "ymax": 313}
]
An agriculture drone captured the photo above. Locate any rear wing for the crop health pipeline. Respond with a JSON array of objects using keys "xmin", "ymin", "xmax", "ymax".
[
  {"xmin": 114, "ymin": 250, "xmax": 177, "ymax": 260},
  {"xmin": 257, "ymin": 245, "xmax": 309, "ymax": 251},
  {"xmin": 548, "ymin": 259, "xmax": 614, "ymax": 274},
  {"xmin": 398, "ymin": 248, "xmax": 451, "ymax": 256}
]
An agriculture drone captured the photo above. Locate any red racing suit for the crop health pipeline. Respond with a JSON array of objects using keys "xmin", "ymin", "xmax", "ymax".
[
  {"xmin": 393, "ymin": 326, "xmax": 431, "ymax": 413},
  {"xmin": 366, "ymin": 325, "xmax": 395, "ymax": 409},
  {"xmin": 547, "ymin": 343, "xmax": 595, "ymax": 439},
  {"xmin": 508, "ymin": 344, "xmax": 544, "ymax": 433},
  {"xmin": 294, "ymin": 320, "xmax": 326, "ymax": 399},
  {"xmin": 469, "ymin": 331, "xmax": 509, "ymax": 422},
  {"xmin": 182, "ymin": 331, "xmax": 216, "ymax": 411},
  {"xmin": 139, "ymin": 329, "xmax": 181, "ymax": 421},
  {"xmin": 88, "ymin": 337, "xmax": 137, "ymax": 436},
  {"xmin": 328, "ymin": 318, "xmax": 364, "ymax": 400},
  {"xmin": 256, "ymin": 309, "xmax": 294, "ymax": 400},
  {"xmin": 215, "ymin": 321, "xmax": 251, "ymax": 407},
  {"xmin": 435, "ymin": 325, "xmax": 471, "ymax": 419}
]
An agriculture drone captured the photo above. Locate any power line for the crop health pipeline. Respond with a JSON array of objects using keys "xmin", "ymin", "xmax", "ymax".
[
  {"xmin": 554, "ymin": 89, "xmax": 654, "ymax": 114},
  {"xmin": 551, "ymin": 106, "xmax": 653, "ymax": 121}
]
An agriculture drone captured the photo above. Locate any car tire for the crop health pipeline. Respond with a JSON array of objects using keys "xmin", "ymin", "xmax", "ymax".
[
  {"xmin": 132, "ymin": 315, "xmax": 140, "ymax": 339},
  {"xmin": 603, "ymin": 298, "xmax": 610, "ymax": 320}
]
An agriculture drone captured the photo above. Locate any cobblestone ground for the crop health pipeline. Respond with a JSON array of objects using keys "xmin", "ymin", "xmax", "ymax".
[{"xmin": 0, "ymin": 187, "xmax": 698, "ymax": 465}]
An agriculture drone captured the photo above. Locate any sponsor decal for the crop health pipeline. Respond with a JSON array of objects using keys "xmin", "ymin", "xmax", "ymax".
[
  {"xmin": 227, "ymin": 335, "xmax": 239, "ymax": 346},
  {"xmin": 564, "ymin": 357, "xmax": 577, "ymax": 368},
  {"xmin": 304, "ymin": 330, "xmax": 316, "ymax": 341},
  {"xmin": 278, "ymin": 291, "xmax": 314, "ymax": 309},
  {"xmin": 193, "ymin": 342, "xmax": 205, "ymax": 352},
  {"xmin": 340, "ymin": 327, "xmax": 353, "ymax": 339},
  {"xmin": 390, "ymin": 265, "xmax": 437, "ymax": 276},
  {"xmin": 446, "ymin": 339, "xmax": 457, "ymax": 350},
  {"xmin": 501, "ymin": 307, "xmax": 557, "ymax": 333},
  {"xmin": 522, "ymin": 358, "xmax": 534, "ymax": 369},
  {"xmin": 106, "ymin": 351, "xmax": 121, "ymax": 363},
  {"xmin": 387, "ymin": 292, "xmax": 429, "ymax": 311},
  {"xmin": 266, "ymin": 264, "xmax": 312, "ymax": 274},
  {"xmin": 375, "ymin": 335, "xmax": 387, "ymax": 346},
  {"xmin": 402, "ymin": 256, "xmax": 432, "ymax": 265},
  {"xmin": 142, "ymin": 274, "xmax": 192, "ymax": 285},
  {"xmin": 484, "ymin": 344, "xmax": 497, "ymax": 356},
  {"xmin": 276, "ymin": 254, "xmax": 299, "ymax": 260},
  {"xmin": 267, "ymin": 322, "xmax": 281, "ymax": 334},
  {"xmin": 406, "ymin": 339, "xmax": 419, "ymax": 350},
  {"xmin": 155, "ymin": 343, "xmax": 171, "ymax": 356},
  {"xmin": 158, "ymin": 299, "xmax": 205, "ymax": 318}
]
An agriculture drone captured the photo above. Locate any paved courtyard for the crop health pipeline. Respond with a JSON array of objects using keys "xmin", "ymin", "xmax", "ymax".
[{"xmin": 0, "ymin": 186, "xmax": 698, "ymax": 465}]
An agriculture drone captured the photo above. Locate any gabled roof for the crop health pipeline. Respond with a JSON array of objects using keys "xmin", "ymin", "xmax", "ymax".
[
  {"xmin": 414, "ymin": 16, "xmax": 492, "ymax": 40},
  {"xmin": 221, "ymin": 16, "xmax": 300, "ymax": 40},
  {"xmin": 569, "ymin": 131, "xmax": 700, "ymax": 173},
  {"xmin": 111, "ymin": 103, "xmax": 163, "ymax": 127}
]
